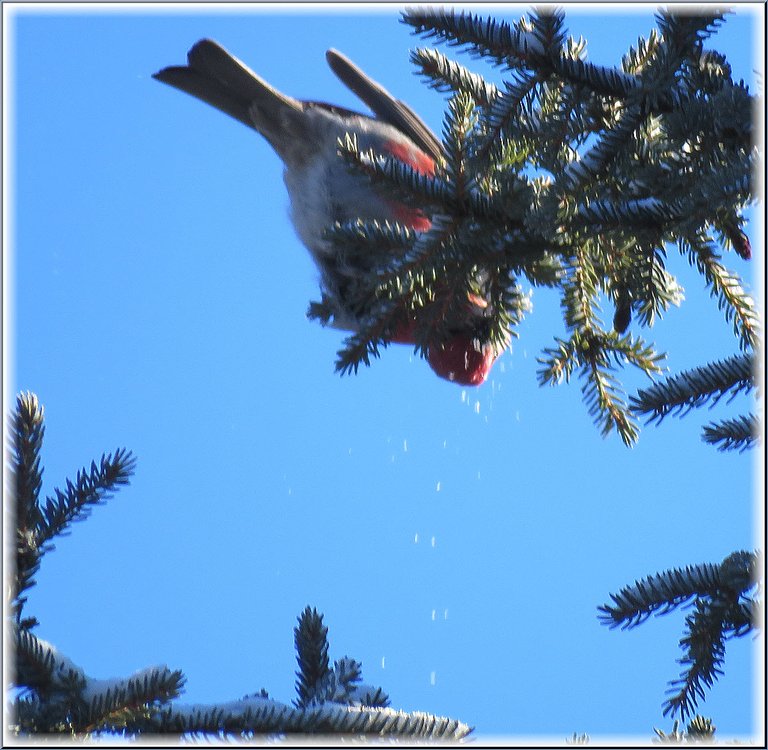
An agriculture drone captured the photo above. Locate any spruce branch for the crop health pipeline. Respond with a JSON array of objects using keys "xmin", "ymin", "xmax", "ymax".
[
  {"xmin": 599, "ymin": 551, "xmax": 760, "ymax": 720},
  {"xmin": 654, "ymin": 715, "xmax": 716, "ymax": 742},
  {"xmin": 622, "ymin": 29, "xmax": 663, "ymax": 76},
  {"xmin": 325, "ymin": 219, "xmax": 415, "ymax": 260},
  {"xmin": 628, "ymin": 244, "xmax": 685, "ymax": 329},
  {"xmin": 663, "ymin": 599, "xmax": 727, "ymax": 720},
  {"xmin": 560, "ymin": 244, "xmax": 602, "ymax": 332},
  {"xmin": 82, "ymin": 668, "xmax": 185, "ymax": 735},
  {"xmin": 442, "ymin": 90, "xmax": 478, "ymax": 197},
  {"xmin": 553, "ymin": 53, "xmax": 642, "ymax": 100},
  {"xmin": 140, "ymin": 603, "xmax": 469, "ymax": 739},
  {"xmin": 149, "ymin": 698, "xmax": 471, "ymax": 739},
  {"xmin": 337, "ymin": 133, "xmax": 449, "ymax": 210},
  {"xmin": 335, "ymin": 322, "xmax": 390, "ymax": 377},
  {"xmin": 654, "ymin": 9, "xmax": 729, "ymax": 55},
  {"xmin": 9, "ymin": 394, "xmax": 136, "ymax": 626},
  {"xmin": 580, "ymin": 345, "xmax": 639, "ymax": 446},
  {"xmin": 561, "ymin": 103, "xmax": 644, "ymax": 191},
  {"xmin": 13, "ymin": 628, "xmax": 184, "ymax": 736},
  {"xmin": 599, "ymin": 561, "xmax": 721, "ymax": 630},
  {"xmin": 37, "ymin": 447, "xmax": 137, "ymax": 550},
  {"xmin": 679, "ymin": 235, "xmax": 759, "ymax": 351},
  {"xmin": 630, "ymin": 352, "xmax": 755, "ymax": 424},
  {"xmin": 576, "ymin": 197, "xmax": 685, "ymax": 230},
  {"xmin": 634, "ymin": 11, "xmax": 730, "ymax": 116},
  {"xmin": 294, "ymin": 607, "xmax": 332, "ymax": 708},
  {"xmin": 301, "ymin": 657, "xmax": 390, "ymax": 709},
  {"xmin": 344, "ymin": 7, "xmax": 757, "ymax": 446},
  {"xmin": 481, "ymin": 69, "xmax": 540, "ymax": 164},
  {"xmin": 411, "ymin": 46, "xmax": 499, "ymax": 105},
  {"xmin": 402, "ymin": 7, "xmax": 547, "ymax": 66},
  {"xmin": 702, "ymin": 413, "xmax": 759, "ymax": 452},
  {"xmin": 10, "ymin": 391, "xmax": 45, "ymax": 530},
  {"xmin": 9, "ymin": 392, "xmax": 47, "ymax": 623},
  {"xmin": 539, "ymin": 330, "xmax": 663, "ymax": 445},
  {"xmin": 331, "ymin": 216, "xmax": 460, "ymax": 374}
]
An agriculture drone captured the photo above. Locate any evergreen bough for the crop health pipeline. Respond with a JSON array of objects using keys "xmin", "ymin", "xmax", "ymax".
[
  {"xmin": 7, "ymin": 392, "xmax": 471, "ymax": 740},
  {"xmin": 599, "ymin": 550, "xmax": 761, "ymax": 721},
  {"xmin": 316, "ymin": 6, "xmax": 759, "ymax": 447}
]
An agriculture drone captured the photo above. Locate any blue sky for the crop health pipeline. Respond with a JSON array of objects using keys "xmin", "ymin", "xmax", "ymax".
[{"xmin": 6, "ymin": 3, "xmax": 764, "ymax": 742}]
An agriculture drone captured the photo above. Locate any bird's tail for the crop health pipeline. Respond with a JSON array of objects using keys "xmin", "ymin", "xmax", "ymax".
[{"xmin": 153, "ymin": 39, "xmax": 305, "ymax": 156}]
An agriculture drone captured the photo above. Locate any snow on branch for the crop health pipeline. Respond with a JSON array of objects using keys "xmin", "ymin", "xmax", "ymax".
[{"xmin": 157, "ymin": 696, "xmax": 472, "ymax": 738}]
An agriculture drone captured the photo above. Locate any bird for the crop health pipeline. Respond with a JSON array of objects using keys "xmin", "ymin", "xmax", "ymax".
[{"xmin": 153, "ymin": 39, "xmax": 499, "ymax": 385}]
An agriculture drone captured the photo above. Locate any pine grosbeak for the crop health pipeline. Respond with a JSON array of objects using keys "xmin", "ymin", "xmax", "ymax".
[{"xmin": 154, "ymin": 40, "xmax": 499, "ymax": 385}]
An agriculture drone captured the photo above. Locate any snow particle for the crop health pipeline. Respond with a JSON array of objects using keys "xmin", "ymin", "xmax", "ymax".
[{"xmin": 430, "ymin": 671, "xmax": 436, "ymax": 686}]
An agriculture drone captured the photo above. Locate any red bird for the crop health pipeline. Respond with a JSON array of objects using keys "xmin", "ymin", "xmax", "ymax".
[{"xmin": 154, "ymin": 40, "xmax": 499, "ymax": 385}]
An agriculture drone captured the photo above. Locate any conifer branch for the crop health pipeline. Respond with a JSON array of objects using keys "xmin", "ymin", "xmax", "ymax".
[
  {"xmin": 679, "ymin": 236, "xmax": 758, "ymax": 351},
  {"xmin": 335, "ymin": 325, "xmax": 389, "ymax": 377},
  {"xmin": 369, "ymin": 7, "xmax": 754, "ymax": 447},
  {"xmin": 564, "ymin": 244, "xmax": 601, "ymax": 330},
  {"xmin": 663, "ymin": 599, "xmax": 727, "ymax": 720},
  {"xmin": 337, "ymin": 133, "xmax": 449, "ymax": 209},
  {"xmin": 333, "ymin": 211, "xmax": 481, "ymax": 373},
  {"xmin": 622, "ymin": 29, "xmax": 663, "ymax": 76},
  {"xmin": 576, "ymin": 197, "xmax": 684, "ymax": 230},
  {"xmin": 599, "ymin": 562, "xmax": 722, "ymax": 629},
  {"xmin": 481, "ymin": 70, "xmax": 540, "ymax": 163},
  {"xmin": 10, "ymin": 392, "xmax": 46, "ymax": 622},
  {"xmin": 294, "ymin": 607, "xmax": 332, "ymax": 708},
  {"xmin": 10, "ymin": 392, "xmax": 45, "ymax": 529},
  {"xmin": 402, "ymin": 8, "xmax": 547, "ymax": 66},
  {"xmin": 654, "ymin": 714, "xmax": 717, "ymax": 742},
  {"xmin": 702, "ymin": 413, "xmax": 759, "ymax": 452},
  {"xmin": 599, "ymin": 551, "xmax": 760, "ymax": 720},
  {"xmin": 553, "ymin": 54, "xmax": 642, "ymax": 100},
  {"xmin": 325, "ymin": 219, "xmax": 415, "ymax": 257},
  {"xmin": 561, "ymin": 104, "xmax": 643, "ymax": 192},
  {"xmin": 630, "ymin": 353, "xmax": 754, "ymax": 424},
  {"xmin": 539, "ymin": 330, "xmax": 662, "ymax": 444},
  {"xmin": 9, "ymin": 395, "xmax": 137, "ymax": 626},
  {"xmin": 82, "ymin": 669, "xmax": 186, "ymax": 734},
  {"xmin": 599, "ymin": 551, "xmax": 758, "ymax": 630},
  {"xmin": 654, "ymin": 10, "xmax": 729, "ymax": 53},
  {"xmin": 410, "ymin": 46, "xmax": 499, "ymax": 105},
  {"xmin": 149, "ymin": 698, "xmax": 472, "ymax": 739},
  {"xmin": 580, "ymin": 350, "xmax": 639, "ymax": 446},
  {"xmin": 13, "ymin": 628, "xmax": 184, "ymax": 735},
  {"xmin": 37, "ymin": 448, "xmax": 137, "ymax": 549},
  {"xmin": 443, "ymin": 91, "xmax": 476, "ymax": 190}
]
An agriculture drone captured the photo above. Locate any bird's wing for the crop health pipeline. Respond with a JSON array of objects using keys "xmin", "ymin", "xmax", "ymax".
[{"xmin": 325, "ymin": 49, "xmax": 445, "ymax": 164}]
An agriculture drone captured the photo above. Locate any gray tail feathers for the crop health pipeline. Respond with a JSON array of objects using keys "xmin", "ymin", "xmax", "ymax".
[{"xmin": 153, "ymin": 39, "xmax": 305, "ymax": 150}]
